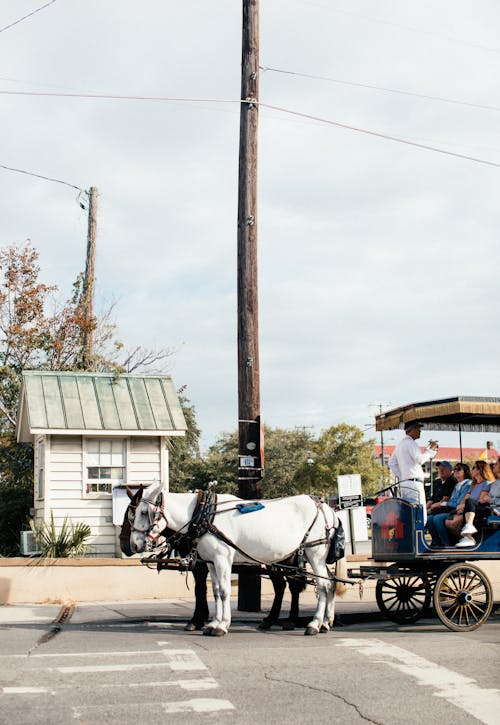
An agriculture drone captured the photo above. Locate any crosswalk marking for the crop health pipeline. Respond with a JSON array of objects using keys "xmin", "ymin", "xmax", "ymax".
[
  {"xmin": 2, "ymin": 677, "xmax": 219, "ymax": 696},
  {"xmin": 3, "ymin": 687, "xmax": 49, "ymax": 694},
  {"xmin": 47, "ymin": 648, "xmax": 207, "ymax": 674},
  {"xmin": 336, "ymin": 638, "xmax": 500, "ymax": 725},
  {"xmin": 2, "ymin": 643, "xmax": 234, "ymax": 714},
  {"xmin": 161, "ymin": 698, "xmax": 235, "ymax": 713}
]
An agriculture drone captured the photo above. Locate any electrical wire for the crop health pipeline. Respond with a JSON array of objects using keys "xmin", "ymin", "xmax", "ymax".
[
  {"xmin": 259, "ymin": 102, "xmax": 500, "ymax": 169},
  {"xmin": 1, "ymin": 89, "xmax": 499, "ymax": 168},
  {"xmin": 261, "ymin": 66, "xmax": 500, "ymax": 113},
  {"xmin": 293, "ymin": 0, "xmax": 500, "ymax": 55},
  {"xmin": 0, "ymin": 162, "xmax": 84, "ymax": 192},
  {"xmin": 0, "ymin": 0, "xmax": 58, "ymax": 35}
]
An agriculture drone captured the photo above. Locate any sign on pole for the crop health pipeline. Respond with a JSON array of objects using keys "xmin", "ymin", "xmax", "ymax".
[{"xmin": 337, "ymin": 473, "xmax": 362, "ymax": 509}]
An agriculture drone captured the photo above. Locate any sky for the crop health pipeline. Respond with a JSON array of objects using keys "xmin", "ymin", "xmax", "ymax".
[{"xmin": 1, "ymin": 0, "xmax": 499, "ymax": 453}]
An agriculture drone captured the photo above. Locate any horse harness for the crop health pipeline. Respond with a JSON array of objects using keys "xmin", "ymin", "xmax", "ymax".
[{"xmin": 138, "ymin": 490, "xmax": 341, "ymax": 577}]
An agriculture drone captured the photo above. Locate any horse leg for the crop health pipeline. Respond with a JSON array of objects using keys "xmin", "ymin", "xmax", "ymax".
[
  {"xmin": 259, "ymin": 571, "xmax": 286, "ymax": 629},
  {"xmin": 184, "ymin": 562, "xmax": 209, "ymax": 631},
  {"xmin": 202, "ymin": 550, "xmax": 233, "ymax": 636},
  {"xmin": 304, "ymin": 552, "xmax": 332, "ymax": 636},
  {"xmin": 323, "ymin": 556, "xmax": 347, "ymax": 631},
  {"xmin": 284, "ymin": 576, "xmax": 304, "ymax": 629}
]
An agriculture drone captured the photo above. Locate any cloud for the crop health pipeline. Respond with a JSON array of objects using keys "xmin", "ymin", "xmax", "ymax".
[{"xmin": 1, "ymin": 0, "xmax": 499, "ymax": 451}]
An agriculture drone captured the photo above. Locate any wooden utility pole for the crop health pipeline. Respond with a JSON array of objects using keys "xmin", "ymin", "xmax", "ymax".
[
  {"xmin": 237, "ymin": 0, "xmax": 262, "ymax": 611},
  {"xmin": 82, "ymin": 186, "xmax": 98, "ymax": 368}
]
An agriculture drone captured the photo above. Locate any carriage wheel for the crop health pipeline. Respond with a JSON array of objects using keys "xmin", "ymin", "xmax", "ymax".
[
  {"xmin": 376, "ymin": 574, "xmax": 432, "ymax": 624},
  {"xmin": 433, "ymin": 564, "xmax": 493, "ymax": 632}
]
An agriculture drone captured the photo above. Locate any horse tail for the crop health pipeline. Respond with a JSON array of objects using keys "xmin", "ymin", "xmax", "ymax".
[{"xmin": 334, "ymin": 556, "xmax": 348, "ymax": 597}]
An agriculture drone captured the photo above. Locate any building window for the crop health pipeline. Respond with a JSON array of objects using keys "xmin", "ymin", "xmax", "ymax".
[
  {"xmin": 37, "ymin": 439, "xmax": 44, "ymax": 499},
  {"xmin": 85, "ymin": 439, "xmax": 125, "ymax": 494}
]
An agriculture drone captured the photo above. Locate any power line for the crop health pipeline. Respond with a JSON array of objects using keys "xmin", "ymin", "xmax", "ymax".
[
  {"xmin": 0, "ymin": 0, "xmax": 58, "ymax": 35},
  {"xmin": 293, "ymin": 0, "xmax": 500, "ymax": 55},
  {"xmin": 260, "ymin": 102, "xmax": 500, "ymax": 169},
  {"xmin": 1, "ymin": 88, "xmax": 499, "ymax": 168},
  {"xmin": 261, "ymin": 66, "xmax": 500, "ymax": 113},
  {"xmin": 0, "ymin": 162, "xmax": 84, "ymax": 192}
]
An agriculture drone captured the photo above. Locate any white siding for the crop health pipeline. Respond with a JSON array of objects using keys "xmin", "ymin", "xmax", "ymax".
[
  {"xmin": 128, "ymin": 437, "xmax": 161, "ymax": 484},
  {"xmin": 45, "ymin": 436, "xmax": 117, "ymax": 557},
  {"xmin": 39, "ymin": 434, "xmax": 164, "ymax": 558}
]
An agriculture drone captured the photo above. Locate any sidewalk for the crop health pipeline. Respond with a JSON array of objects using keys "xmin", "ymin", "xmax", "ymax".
[{"xmin": 0, "ymin": 591, "xmax": 382, "ymax": 628}]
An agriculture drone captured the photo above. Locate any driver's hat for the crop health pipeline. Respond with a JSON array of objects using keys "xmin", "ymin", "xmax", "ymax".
[{"xmin": 404, "ymin": 420, "xmax": 424, "ymax": 432}]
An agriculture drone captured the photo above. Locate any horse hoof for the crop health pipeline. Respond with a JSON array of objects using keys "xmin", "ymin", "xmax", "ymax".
[
  {"xmin": 211, "ymin": 627, "xmax": 227, "ymax": 637},
  {"xmin": 319, "ymin": 624, "xmax": 330, "ymax": 633},
  {"xmin": 184, "ymin": 621, "xmax": 204, "ymax": 632},
  {"xmin": 258, "ymin": 619, "xmax": 273, "ymax": 630},
  {"xmin": 203, "ymin": 627, "xmax": 226, "ymax": 637},
  {"xmin": 304, "ymin": 626, "xmax": 319, "ymax": 636}
]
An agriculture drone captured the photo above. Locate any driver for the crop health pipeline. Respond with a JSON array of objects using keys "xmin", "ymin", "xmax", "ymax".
[{"xmin": 387, "ymin": 421, "xmax": 438, "ymax": 523}]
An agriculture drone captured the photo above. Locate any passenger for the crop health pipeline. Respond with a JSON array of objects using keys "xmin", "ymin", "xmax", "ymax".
[
  {"xmin": 387, "ymin": 420, "xmax": 438, "ymax": 524},
  {"xmin": 426, "ymin": 463, "xmax": 471, "ymax": 547},
  {"xmin": 426, "ymin": 460, "xmax": 457, "ymax": 513},
  {"xmin": 446, "ymin": 461, "xmax": 494, "ymax": 547},
  {"xmin": 456, "ymin": 458, "xmax": 500, "ymax": 547}
]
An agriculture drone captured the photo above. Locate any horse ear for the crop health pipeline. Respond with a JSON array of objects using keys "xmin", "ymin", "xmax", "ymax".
[{"xmin": 128, "ymin": 485, "xmax": 144, "ymax": 505}]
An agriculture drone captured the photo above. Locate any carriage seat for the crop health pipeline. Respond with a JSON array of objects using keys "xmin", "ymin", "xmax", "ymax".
[{"xmin": 485, "ymin": 514, "xmax": 500, "ymax": 528}]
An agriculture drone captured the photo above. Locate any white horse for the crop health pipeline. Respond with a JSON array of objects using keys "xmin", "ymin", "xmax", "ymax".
[{"xmin": 126, "ymin": 483, "xmax": 346, "ymax": 636}]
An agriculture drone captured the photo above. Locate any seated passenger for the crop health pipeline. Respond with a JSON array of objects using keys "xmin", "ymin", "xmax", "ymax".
[
  {"xmin": 426, "ymin": 461, "xmax": 457, "ymax": 513},
  {"xmin": 426, "ymin": 463, "xmax": 471, "ymax": 547},
  {"xmin": 446, "ymin": 461, "xmax": 494, "ymax": 547},
  {"xmin": 457, "ymin": 458, "xmax": 500, "ymax": 547}
]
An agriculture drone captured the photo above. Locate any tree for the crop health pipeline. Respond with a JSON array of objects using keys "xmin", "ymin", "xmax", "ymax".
[
  {"xmin": 312, "ymin": 423, "xmax": 389, "ymax": 497},
  {"xmin": 166, "ymin": 391, "xmax": 203, "ymax": 492},
  {"xmin": 0, "ymin": 241, "xmax": 184, "ymax": 554},
  {"xmin": 196, "ymin": 426, "xmax": 317, "ymax": 498}
]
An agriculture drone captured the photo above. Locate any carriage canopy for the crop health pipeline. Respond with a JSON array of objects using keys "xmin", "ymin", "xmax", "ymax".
[{"xmin": 375, "ymin": 396, "xmax": 500, "ymax": 433}]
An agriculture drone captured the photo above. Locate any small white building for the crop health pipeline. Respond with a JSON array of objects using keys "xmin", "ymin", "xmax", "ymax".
[{"xmin": 16, "ymin": 371, "xmax": 187, "ymax": 557}]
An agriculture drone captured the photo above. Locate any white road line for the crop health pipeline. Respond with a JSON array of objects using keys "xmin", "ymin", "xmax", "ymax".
[
  {"xmin": 27, "ymin": 649, "xmax": 169, "ymax": 658},
  {"xmin": 49, "ymin": 649, "xmax": 207, "ymax": 674},
  {"xmin": 161, "ymin": 698, "xmax": 235, "ymax": 713},
  {"xmin": 2, "ymin": 687, "xmax": 49, "ymax": 694},
  {"xmin": 50, "ymin": 663, "xmax": 174, "ymax": 673},
  {"xmin": 161, "ymin": 649, "xmax": 208, "ymax": 671},
  {"xmin": 336, "ymin": 638, "xmax": 500, "ymax": 725},
  {"xmin": 72, "ymin": 698, "xmax": 235, "ymax": 719},
  {"xmin": 2, "ymin": 678, "xmax": 219, "ymax": 696}
]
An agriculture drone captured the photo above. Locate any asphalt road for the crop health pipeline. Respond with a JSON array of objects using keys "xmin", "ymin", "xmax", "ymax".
[{"xmin": 1, "ymin": 602, "xmax": 499, "ymax": 725}]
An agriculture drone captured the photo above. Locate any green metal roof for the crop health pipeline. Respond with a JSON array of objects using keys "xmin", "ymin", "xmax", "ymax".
[{"xmin": 17, "ymin": 371, "xmax": 187, "ymax": 441}]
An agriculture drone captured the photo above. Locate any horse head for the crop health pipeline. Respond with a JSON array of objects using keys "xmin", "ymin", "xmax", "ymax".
[
  {"xmin": 128, "ymin": 482, "xmax": 168, "ymax": 554},
  {"xmin": 119, "ymin": 485, "xmax": 145, "ymax": 557}
]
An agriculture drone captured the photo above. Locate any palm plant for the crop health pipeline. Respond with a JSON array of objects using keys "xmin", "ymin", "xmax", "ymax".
[{"xmin": 29, "ymin": 512, "xmax": 92, "ymax": 558}]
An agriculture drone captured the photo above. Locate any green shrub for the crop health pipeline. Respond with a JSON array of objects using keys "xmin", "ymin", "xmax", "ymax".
[{"xmin": 30, "ymin": 513, "xmax": 92, "ymax": 558}]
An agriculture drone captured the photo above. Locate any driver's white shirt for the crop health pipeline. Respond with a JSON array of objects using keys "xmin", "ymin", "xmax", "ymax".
[
  {"xmin": 388, "ymin": 435, "xmax": 436, "ymax": 524},
  {"xmin": 388, "ymin": 435, "xmax": 436, "ymax": 482}
]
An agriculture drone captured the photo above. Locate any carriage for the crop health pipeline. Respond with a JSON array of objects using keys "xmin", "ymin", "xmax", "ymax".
[
  {"xmin": 123, "ymin": 395, "xmax": 500, "ymax": 634},
  {"xmin": 348, "ymin": 496, "xmax": 500, "ymax": 631},
  {"xmin": 348, "ymin": 396, "xmax": 500, "ymax": 632}
]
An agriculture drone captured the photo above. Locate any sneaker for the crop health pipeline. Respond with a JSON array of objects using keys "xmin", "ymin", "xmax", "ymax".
[
  {"xmin": 456, "ymin": 536, "xmax": 475, "ymax": 548},
  {"xmin": 460, "ymin": 524, "xmax": 477, "ymax": 535}
]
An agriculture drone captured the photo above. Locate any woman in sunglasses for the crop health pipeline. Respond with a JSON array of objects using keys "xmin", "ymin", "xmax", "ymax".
[
  {"xmin": 447, "ymin": 460, "xmax": 495, "ymax": 547},
  {"xmin": 427, "ymin": 463, "xmax": 471, "ymax": 547}
]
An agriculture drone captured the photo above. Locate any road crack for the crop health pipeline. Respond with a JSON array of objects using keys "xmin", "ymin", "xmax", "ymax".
[
  {"xmin": 28, "ymin": 601, "xmax": 75, "ymax": 655},
  {"xmin": 264, "ymin": 671, "xmax": 382, "ymax": 724}
]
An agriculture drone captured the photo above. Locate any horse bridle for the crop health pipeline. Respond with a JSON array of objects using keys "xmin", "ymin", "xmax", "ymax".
[{"xmin": 129, "ymin": 491, "xmax": 167, "ymax": 544}]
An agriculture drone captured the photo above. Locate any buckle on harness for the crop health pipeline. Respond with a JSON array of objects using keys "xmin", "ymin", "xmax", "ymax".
[{"xmin": 179, "ymin": 549, "xmax": 198, "ymax": 572}]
